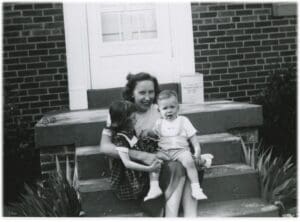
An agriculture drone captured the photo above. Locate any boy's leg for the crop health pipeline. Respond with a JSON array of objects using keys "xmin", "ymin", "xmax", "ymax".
[
  {"xmin": 144, "ymin": 172, "xmax": 163, "ymax": 201},
  {"xmin": 176, "ymin": 151, "xmax": 199, "ymax": 184},
  {"xmin": 176, "ymin": 151, "xmax": 207, "ymax": 200}
]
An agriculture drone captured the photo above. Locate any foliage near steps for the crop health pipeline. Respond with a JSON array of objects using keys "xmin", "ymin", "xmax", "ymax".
[
  {"xmin": 241, "ymin": 139, "xmax": 297, "ymax": 216},
  {"xmin": 5, "ymin": 157, "xmax": 82, "ymax": 217},
  {"xmin": 253, "ymin": 64, "xmax": 296, "ymax": 161}
]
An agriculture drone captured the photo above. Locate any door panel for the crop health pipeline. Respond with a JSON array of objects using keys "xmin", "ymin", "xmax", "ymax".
[{"xmin": 87, "ymin": 3, "xmax": 176, "ymax": 89}]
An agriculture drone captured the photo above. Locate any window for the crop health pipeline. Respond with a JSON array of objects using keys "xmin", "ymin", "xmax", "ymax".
[{"xmin": 100, "ymin": 3, "xmax": 157, "ymax": 42}]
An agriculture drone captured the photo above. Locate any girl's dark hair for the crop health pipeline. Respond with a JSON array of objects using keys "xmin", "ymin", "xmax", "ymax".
[
  {"xmin": 122, "ymin": 72, "xmax": 160, "ymax": 103},
  {"xmin": 109, "ymin": 100, "xmax": 136, "ymax": 133}
]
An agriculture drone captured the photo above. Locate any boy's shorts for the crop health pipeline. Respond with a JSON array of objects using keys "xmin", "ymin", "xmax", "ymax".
[{"xmin": 159, "ymin": 148, "xmax": 191, "ymax": 161}]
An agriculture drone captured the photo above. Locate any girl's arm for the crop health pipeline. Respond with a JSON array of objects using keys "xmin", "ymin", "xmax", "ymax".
[
  {"xmin": 100, "ymin": 133, "xmax": 158, "ymax": 165},
  {"xmin": 118, "ymin": 148, "xmax": 161, "ymax": 172},
  {"xmin": 189, "ymin": 134, "xmax": 201, "ymax": 158}
]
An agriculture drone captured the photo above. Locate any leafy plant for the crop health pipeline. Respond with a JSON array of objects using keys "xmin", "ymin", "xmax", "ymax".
[
  {"xmin": 240, "ymin": 138, "xmax": 258, "ymax": 169},
  {"xmin": 253, "ymin": 64, "xmax": 296, "ymax": 162},
  {"xmin": 241, "ymin": 139, "xmax": 297, "ymax": 216},
  {"xmin": 5, "ymin": 156, "xmax": 83, "ymax": 217}
]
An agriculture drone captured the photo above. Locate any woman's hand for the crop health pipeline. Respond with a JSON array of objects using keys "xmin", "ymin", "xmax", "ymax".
[
  {"xmin": 193, "ymin": 156, "xmax": 206, "ymax": 171},
  {"xmin": 148, "ymin": 159, "xmax": 162, "ymax": 172}
]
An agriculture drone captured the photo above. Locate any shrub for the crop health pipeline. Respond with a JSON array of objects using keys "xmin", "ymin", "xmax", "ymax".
[
  {"xmin": 5, "ymin": 157, "xmax": 82, "ymax": 217},
  {"xmin": 253, "ymin": 64, "xmax": 296, "ymax": 162},
  {"xmin": 3, "ymin": 85, "xmax": 40, "ymax": 204}
]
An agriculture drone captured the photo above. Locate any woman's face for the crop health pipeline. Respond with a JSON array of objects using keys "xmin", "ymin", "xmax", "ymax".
[{"xmin": 132, "ymin": 80, "xmax": 155, "ymax": 112}]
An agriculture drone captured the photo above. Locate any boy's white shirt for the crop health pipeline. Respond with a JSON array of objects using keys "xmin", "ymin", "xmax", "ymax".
[{"xmin": 153, "ymin": 115, "xmax": 197, "ymax": 138}]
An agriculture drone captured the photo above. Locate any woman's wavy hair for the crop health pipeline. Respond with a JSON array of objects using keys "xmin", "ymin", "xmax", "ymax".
[
  {"xmin": 109, "ymin": 100, "xmax": 137, "ymax": 134},
  {"xmin": 122, "ymin": 72, "xmax": 160, "ymax": 104}
]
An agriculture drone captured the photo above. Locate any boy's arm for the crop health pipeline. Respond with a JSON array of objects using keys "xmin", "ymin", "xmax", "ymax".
[
  {"xmin": 189, "ymin": 134, "xmax": 201, "ymax": 158},
  {"xmin": 118, "ymin": 148, "xmax": 161, "ymax": 172}
]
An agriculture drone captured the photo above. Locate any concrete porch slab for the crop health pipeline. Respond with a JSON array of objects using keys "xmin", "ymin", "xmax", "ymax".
[{"xmin": 35, "ymin": 100, "xmax": 262, "ymax": 147}]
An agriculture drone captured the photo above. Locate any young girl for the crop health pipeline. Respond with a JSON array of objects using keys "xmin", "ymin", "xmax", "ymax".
[
  {"xmin": 107, "ymin": 100, "xmax": 162, "ymax": 200},
  {"xmin": 142, "ymin": 90, "xmax": 214, "ymax": 201}
]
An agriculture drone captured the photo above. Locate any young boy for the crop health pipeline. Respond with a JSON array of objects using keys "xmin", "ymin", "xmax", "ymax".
[{"xmin": 143, "ymin": 90, "xmax": 212, "ymax": 201}]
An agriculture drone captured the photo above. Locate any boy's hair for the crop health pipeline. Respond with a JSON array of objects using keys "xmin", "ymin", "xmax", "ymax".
[
  {"xmin": 109, "ymin": 100, "xmax": 136, "ymax": 132},
  {"xmin": 157, "ymin": 90, "xmax": 178, "ymax": 102}
]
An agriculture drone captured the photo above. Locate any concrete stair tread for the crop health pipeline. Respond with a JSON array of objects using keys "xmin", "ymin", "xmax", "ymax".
[
  {"xmin": 76, "ymin": 132, "xmax": 241, "ymax": 156},
  {"xmin": 36, "ymin": 100, "xmax": 260, "ymax": 127},
  {"xmin": 78, "ymin": 163, "xmax": 256, "ymax": 193},
  {"xmin": 197, "ymin": 198, "xmax": 279, "ymax": 217},
  {"xmin": 197, "ymin": 132, "xmax": 240, "ymax": 143}
]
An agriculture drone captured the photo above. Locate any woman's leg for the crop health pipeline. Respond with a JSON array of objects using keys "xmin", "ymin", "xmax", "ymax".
[
  {"xmin": 182, "ymin": 179, "xmax": 198, "ymax": 217},
  {"xmin": 164, "ymin": 176, "xmax": 185, "ymax": 217},
  {"xmin": 160, "ymin": 161, "xmax": 186, "ymax": 217}
]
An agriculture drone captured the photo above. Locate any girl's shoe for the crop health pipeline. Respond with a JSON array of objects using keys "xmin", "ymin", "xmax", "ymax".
[{"xmin": 144, "ymin": 187, "xmax": 163, "ymax": 201}]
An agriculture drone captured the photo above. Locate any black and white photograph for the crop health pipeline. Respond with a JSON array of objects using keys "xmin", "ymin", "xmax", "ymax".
[{"xmin": 2, "ymin": 1, "xmax": 297, "ymax": 217}]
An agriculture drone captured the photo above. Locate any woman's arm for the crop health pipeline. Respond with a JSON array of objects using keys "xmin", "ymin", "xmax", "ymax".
[
  {"xmin": 189, "ymin": 135, "xmax": 201, "ymax": 158},
  {"xmin": 118, "ymin": 149, "xmax": 161, "ymax": 172},
  {"xmin": 100, "ymin": 133, "xmax": 158, "ymax": 165}
]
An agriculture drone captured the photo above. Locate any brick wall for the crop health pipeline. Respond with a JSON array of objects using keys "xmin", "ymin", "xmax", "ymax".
[
  {"xmin": 3, "ymin": 3, "xmax": 69, "ymax": 140},
  {"xmin": 191, "ymin": 3, "xmax": 297, "ymax": 102}
]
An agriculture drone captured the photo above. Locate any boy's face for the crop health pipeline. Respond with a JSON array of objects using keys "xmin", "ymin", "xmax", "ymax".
[{"xmin": 158, "ymin": 96, "xmax": 179, "ymax": 121}]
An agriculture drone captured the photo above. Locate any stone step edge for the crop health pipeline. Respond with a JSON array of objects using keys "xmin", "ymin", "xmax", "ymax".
[
  {"xmin": 36, "ymin": 100, "xmax": 261, "ymax": 127},
  {"xmin": 76, "ymin": 132, "xmax": 241, "ymax": 156},
  {"xmin": 81, "ymin": 197, "xmax": 278, "ymax": 217},
  {"xmin": 196, "ymin": 197, "xmax": 279, "ymax": 217},
  {"xmin": 78, "ymin": 163, "xmax": 256, "ymax": 193}
]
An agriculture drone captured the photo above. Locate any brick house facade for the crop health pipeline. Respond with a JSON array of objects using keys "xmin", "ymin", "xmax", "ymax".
[
  {"xmin": 3, "ymin": 3, "xmax": 297, "ymax": 176},
  {"xmin": 191, "ymin": 3, "xmax": 297, "ymax": 101},
  {"xmin": 4, "ymin": 3, "xmax": 69, "ymax": 142}
]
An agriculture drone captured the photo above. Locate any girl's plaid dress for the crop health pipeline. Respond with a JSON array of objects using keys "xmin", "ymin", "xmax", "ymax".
[{"xmin": 110, "ymin": 129, "xmax": 158, "ymax": 200}]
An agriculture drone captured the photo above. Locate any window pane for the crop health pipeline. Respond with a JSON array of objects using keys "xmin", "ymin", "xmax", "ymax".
[
  {"xmin": 101, "ymin": 12, "xmax": 121, "ymax": 41},
  {"xmin": 101, "ymin": 4, "xmax": 157, "ymax": 42}
]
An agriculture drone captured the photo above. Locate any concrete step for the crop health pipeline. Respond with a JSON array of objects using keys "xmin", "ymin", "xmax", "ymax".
[
  {"xmin": 80, "ymin": 189, "xmax": 143, "ymax": 217},
  {"xmin": 197, "ymin": 198, "xmax": 279, "ymax": 217},
  {"xmin": 78, "ymin": 163, "xmax": 260, "ymax": 204},
  {"xmin": 80, "ymin": 190, "xmax": 277, "ymax": 217},
  {"xmin": 35, "ymin": 100, "xmax": 262, "ymax": 147},
  {"xmin": 76, "ymin": 133, "xmax": 243, "ymax": 180}
]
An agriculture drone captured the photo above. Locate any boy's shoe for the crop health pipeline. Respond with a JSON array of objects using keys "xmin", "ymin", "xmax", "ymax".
[
  {"xmin": 201, "ymin": 153, "xmax": 214, "ymax": 168},
  {"xmin": 144, "ymin": 187, "xmax": 163, "ymax": 201},
  {"xmin": 191, "ymin": 185, "xmax": 208, "ymax": 200}
]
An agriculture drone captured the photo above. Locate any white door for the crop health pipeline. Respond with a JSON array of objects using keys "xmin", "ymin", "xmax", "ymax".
[
  {"xmin": 87, "ymin": 3, "xmax": 177, "ymax": 89},
  {"xmin": 64, "ymin": 3, "xmax": 195, "ymax": 109}
]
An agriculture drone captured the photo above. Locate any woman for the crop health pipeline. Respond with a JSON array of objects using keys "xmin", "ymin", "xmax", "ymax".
[{"xmin": 99, "ymin": 72, "xmax": 203, "ymax": 217}]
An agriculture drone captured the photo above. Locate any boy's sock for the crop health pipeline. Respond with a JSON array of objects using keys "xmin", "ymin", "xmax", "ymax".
[
  {"xmin": 144, "ymin": 181, "xmax": 163, "ymax": 201},
  {"xmin": 191, "ymin": 183, "xmax": 207, "ymax": 200}
]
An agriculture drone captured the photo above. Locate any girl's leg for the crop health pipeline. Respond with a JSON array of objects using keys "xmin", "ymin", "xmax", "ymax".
[
  {"xmin": 182, "ymin": 179, "xmax": 198, "ymax": 217},
  {"xmin": 144, "ymin": 172, "xmax": 162, "ymax": 201},
  {"xmin": 165, "ymin": 176, "xmax": 186, "ymax": 217}
]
